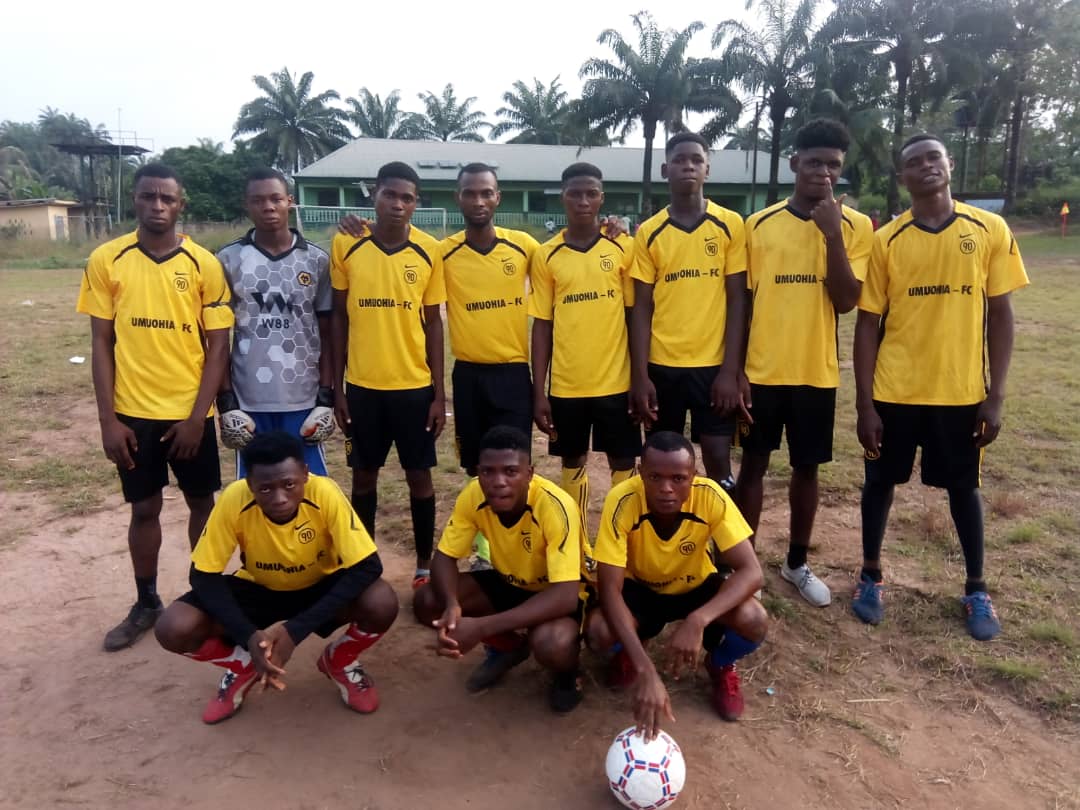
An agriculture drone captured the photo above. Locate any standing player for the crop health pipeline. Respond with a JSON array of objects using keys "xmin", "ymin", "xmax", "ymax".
[
  {"xmin": 155, "ymin": 432, "xmax": 398, "ymax": 724},
  {"xmin": 216, "ymin": 168, "xmax": 335, "ymax": 476},
  {"xmin": 413, "ymin": 427, "xmax": 585, "ymax": 713},
  {"xmin": 331, "ymin": 162, "xmax": 446, "ymax": 588},
  {"xmin": 735, "ymin": 119, "xmax": 873, "ymax": 607},
  {"xmin": 531, "ymin": 162, "xmax": 640, "ymax": 529},
  {"xmin": 852, "ymin": 134, "xmax": 1028, "ymax": 640},
  {"xmin": 586, "ymin": 431, "xmax": 766, "ymax": 730},
  {"xmin": 629, "ymin": 133, "xmax": 749, "ymax": 489},
  {"xmin": 77, "ymin": 163, "xmax": 233, "ymax": 651}
]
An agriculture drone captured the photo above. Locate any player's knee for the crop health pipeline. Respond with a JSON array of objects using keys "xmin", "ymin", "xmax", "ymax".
[
  {"xmin": 130, "ymin": 494, "xmax": 163, "ymax": 523},
  {"xmin": 729, "ymin": 597, "xmax": 768, "ymax": 643},
  {"xmin": 562, "ymin": 455, "xmax": 587, "ymax": 469},
  {"xmin": 352, "ymin": 469, "xmax": 378, "ymax": 495},
  {"xmin": 403, "ymin": 469, "xmax": 433, "ymax": 497},
  {"xmin": 792, "ymin": 464, "xmax": 818, "ymax": 482},
  {"xmin": 530, "ymin": 618, "xmax": 580, "ymax": 670},
  {"xmin": 154, "ymin": 603, "xmax": 198, "ymax": 653},
  {"xmin": 182, "ymin": 492, "xmax": 214, "ymax": 516},
  {"xmin": 412, "ymin": 582, "xmax": 441, "ymax": 626},
  {"xmin": 739, "ymin": 452, "xmax": 770, "ymax": 481},
  {"xmin": 355, "ymin": 579, "xmax": 399, "ymax": 632},
  {"xmin": 584, "ymin": 609, "xmax": 615, "ymax": 653}
]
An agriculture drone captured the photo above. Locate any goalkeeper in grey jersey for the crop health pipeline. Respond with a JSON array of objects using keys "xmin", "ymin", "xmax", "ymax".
[{"xmin": 216, "ymin": 168, "xmax": 336, "ymax": 476}]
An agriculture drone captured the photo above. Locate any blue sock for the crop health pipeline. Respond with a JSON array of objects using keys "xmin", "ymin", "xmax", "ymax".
[{"xmin": 709, "ymin": 631, "xmax": 761, "ymax": 668}]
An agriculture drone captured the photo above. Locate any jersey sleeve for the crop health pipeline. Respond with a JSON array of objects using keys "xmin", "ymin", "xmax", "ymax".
[
  {"xmin": 724, "ymin": 215, "xmax": 748, "ymax": 276},
  {"xmin": 527, "ymin": 248, "xmax": 555, "ymax": 321},
  {"xmin": 986, "ymin": 219, "xmax": 1030, "ymax": 297},
  {"xmin": 703, "ymin": 484, "xmax": 752, "ymax": 553},
  {"xmin": 314, "ymin": 251, "xmax": 333, "ymax": 314},
  {"xmin": 422, "ymin": 248, "xmax": 446, "ymax": 306},
  {"xmin": 593, "ymin": 488, "xmax": 635, "ymax": 568},
  {"xmin": 744, "ymin": 218, "xmax": 757, "ymax": 290},
  {"xmin": 190, "ymin": 487, "xmax": 241, "ymax": 574},
  {"xmin": 858, "ymin": 232, "xmax": 889, "ymax": 315},
  {"xmin": 200, "ymin": 253, "xmax": 235, "ymax": 330},
  {"xmin": 619, "ymin": 235, "xmax": 636, "ymax": 306},
  {"xmin": 75, "ymin": 249, "xmax": 115, "ymax": 319},
  {"xmin": 630, "ymin": 227, "xmax": 658, "ymax": 285},
  {"xmin": 437, "ymin": 486, "xmax": 479, "ymax": 560},
  {"xmin": 847, "ymin": 212, "xmax": 874, "ymax": 282},
  {"xmin": 320, "ymin": 478, "xmax": 378, "ymax": 567},
  {"xmin": 330, "ymin": 233, "xmax": 353, "ymax": 292},
  {"xmin": 540, "ymin": 491, "xmax": 582, "ymax": 584}
]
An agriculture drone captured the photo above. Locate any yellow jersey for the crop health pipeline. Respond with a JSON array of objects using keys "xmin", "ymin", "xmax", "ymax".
[
  {"xmin": 745, "ymin": 202, "xmax": 873, "ymax": 387},
  {"xmin": 630, "ymin": 201, "xmax": 747, "ymax": 367},
  {"xmin": 442, "ymin": 227, "xmax": 538, "ymax": 364},
  {"xmin": 438, "ymin": 475, "xmax": 583, "ymax": 592},
  {"xmin": 529, "ymin": 231, "xmax": 635, "ymax": 397},
  {"xmin": 76, "ymin": 231, "xmax": 234, "ymax": 420},
  {"xmin": 330, "ymin": 225, "xmax": 446, "ymax": 390},
  {"xmin": 859, "ymin": 202, "xmax": 1029, "ymax": 405},
  {"xmin": 191, "ymin": 474, "xmax": 378, "ymax": 591},
  {"xmin": 593, "ymin": 475, "xmax": 751, "ymax": 595}
]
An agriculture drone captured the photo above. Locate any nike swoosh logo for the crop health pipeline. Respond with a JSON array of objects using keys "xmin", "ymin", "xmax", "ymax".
[
  {"xmin": 173, "ymin": 271, "xmax": 187, "ymax": 276},
  {"xmin": 600, "ymin": 253, "xmax": 613, "ymax": 258},
  {"xmin": 294, "ymin": 520, "xmax": 310, "ymax": 530},
  {"xmin": 404, "ymin": 264, "xmax": 417, "ymax": 269},
  {"xmin": 959, "ymin": 233, "xmax": 973, "ymax": 238},
  {"xmin": 704, "ymin": 236, "xmax": 717, "ymax": 242}
]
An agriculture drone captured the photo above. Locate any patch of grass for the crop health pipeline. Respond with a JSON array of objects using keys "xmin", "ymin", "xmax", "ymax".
[
  {"xmin": 980, "ymin": 657, "xmax": 1044, "ymax": 683},
  {"xmin": 761, "ymin": 592, "xmax": 797, "ymax": 622},
  {"xmin": 1005, "ymin": 521, "xmax": 1042, "ymax": 545},
  {"xmin": 1028, "ymin": 622, "xmax": 1077, "ymax": 648}
]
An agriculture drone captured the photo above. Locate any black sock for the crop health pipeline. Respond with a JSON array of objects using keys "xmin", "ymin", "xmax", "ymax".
[
  {"xmin": 786, "ymin": 544, "xmax": 808, "ymax": 570},
  {"xmin": 948, "ymin": 487, "xmax": 985, "ymax": 583},
  {"xmin": 965, "ymin": 580, "xmax": 988, "ymax": 596},
  {"xmin": 352, "ymin": 491, "xmax": 377, "ymax": 538},
  {"xmin": 135, "ymin": 576, "xmax": 161, "ymax": 608},
  {"xmin": 861, "ymin": 567, "xmax": 883, "ymax": 583},
  {"xmin": 861, "ymin": 480, "xmax": 894, "ymax": 566},
  {"xmin": 410, "ymin": 495, "xmax": 436, "ymax": 563}
]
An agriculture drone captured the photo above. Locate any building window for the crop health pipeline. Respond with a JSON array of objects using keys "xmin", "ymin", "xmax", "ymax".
[
  {"xmin": 527, "ymin": 191, "xmax": 547, "ymax": 213},
  {"xmin": 316, "ymin": 188, "xmax": 339, "ymax": 207}
]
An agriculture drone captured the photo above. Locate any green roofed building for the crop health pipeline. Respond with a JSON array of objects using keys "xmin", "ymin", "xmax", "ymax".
[{"xmin": 292, "ymin": 138, "xmax": 796, "ymax": 234}]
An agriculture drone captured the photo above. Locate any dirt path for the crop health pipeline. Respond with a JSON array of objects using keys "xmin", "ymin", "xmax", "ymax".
[{"xmin": 1, "ymin": 488, "xmax": 1078, "ymax": 810}]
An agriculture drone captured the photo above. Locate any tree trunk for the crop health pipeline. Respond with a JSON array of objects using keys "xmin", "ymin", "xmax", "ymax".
[
  {"xmin": 766, "ymin": 104, "xmax": 786, "ymax": 205},
  {"xmin": 888, "ymin": 63, "xmax": 910, "ymax": 217},
  {"xmin": 641, "ymin": 118, "xmax": 657, "ymax": 217},
  {"xmin": 1003, "ymin": 87, "xmax": 1025, "ymax": 214}
]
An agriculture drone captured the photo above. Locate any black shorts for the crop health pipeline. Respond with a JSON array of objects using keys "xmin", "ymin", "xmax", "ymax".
[
  {"xmin": 469, "ymin": 569, "xmax": 587, "ymax": 624},
  {"xmin": 452, "ymin": 361, "xmax": 532, "ymax": 470},
  {"xmin": 549, "ymin": 392, "xmax": 641, "ymax": 460},
  {"xmin": 115, "ymin": 414, "xmax": 220, "ymax": 503},
  {"xmin": 621, "ymin": 574, "xmax": 726, "ymax": 649},
  {"xmin": 738, "ymin": 384, "xmax": 836, "ymax": 467},
  {"xmin": 865, "ymin": 401, "xmax": 983, "ymax": 489},
  {"xmin": 345, "ymin": 383, "xmax": 437, "ymax": 470},
  {"xmin": 647, "ymin": 363, "xmax": 735, "ymax": 441},
  {"xmin": 177, "ymin": 571, "xmax": 350, "ymax": 643}
]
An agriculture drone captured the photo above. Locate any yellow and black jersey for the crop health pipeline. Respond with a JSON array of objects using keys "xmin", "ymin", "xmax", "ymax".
[
  {"xmin": 191, "ymin": 474, "xmax": 378, "ymax": 591},
  {"xmin": 331, "ymin": 225, "xmax": 446, "ymax": 390},
  {"xmin": 745, "ymin": 202, "xmax": 873, "ymax": 387},
  {"xmin": 860, "ymin": 202, "xmax": 1029, "ymax": 405},
  {"xmin": 439, "ymin": 475, "xmax": 584, "ymax": 592},
  {"xmin": 76, "ymin": 231, "xmax": 234, "ymax": 421},
  {"xmin": 631, "ymin": 201, "xmax": 747, "ymax": 367},
  {"xmin": 529, "ymin": 231, "xmax": 635, "ymax": 397},
  {"xmin": 593, "ymin": 475, "xmax": 751, "ymax": 595},
  {"xmin": 442, "ymin": 227, "xmax": 538, "ymax": 364}
]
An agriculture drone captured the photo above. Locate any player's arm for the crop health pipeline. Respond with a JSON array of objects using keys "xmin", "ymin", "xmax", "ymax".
[
  {"xmin": 629, "ymin": 280, "xmax": 658, "ymax": 427},
  {"xmin": 163, "ymin": 327, "xmax": 229, "ymax": 460},
  {"xmin": 282, "ymin": 553, "xmax": 384, "ymax": 646},
  {"xmin": 976, "ymin": 292, "xmax": 1016, "ymax": 448},
  {"xmin": 688, "ymin": 540, "xmax": 761, "ymax": 627},
  {"xmin": 854, "ymin": 309, "xmax": 883, "ymax": 453},
  {"xmin": 297, "ymin": 312, "xmax": 337, "ymax": 444},
  {"xmin": 89, "ymin": 316, "xmax": 137, "ymax": 470},
  {"xmin": 471, "ymin": 580, "xmax": 579, "ymax": 641},
  {"xmin": 812, "ymin": 187, "xmax": 862, "ymax": 312},
  {"xmin": 531, "ymin": 317, "xmax": 555, "ymax": 436},
  {"xmin": 712, "ymin": 272, "xmax": 750, "ymax": 419},
  {"xmin": 331, "ymin": 289, "xmax": 350, "ymax": 430},
  {"xmin": 423, "ymin": 303, "xmax": 446, "ymax": 438},
  {"xmin": 317, "ymin": 313, "xmax": 334, "ymax": 388}
]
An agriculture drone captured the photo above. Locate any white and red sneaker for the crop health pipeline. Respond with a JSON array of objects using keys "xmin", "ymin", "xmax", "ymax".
[
  {"xmin": 202, "ymin": 665, "xmax": 258, "ymax": 725},
  {"xmin": 317, "ymin": 647, "xmax": 379, "ymax": 713},
  {"xmin": 706, "ymin": 661, "xmax": 745, "ymax": 721}
]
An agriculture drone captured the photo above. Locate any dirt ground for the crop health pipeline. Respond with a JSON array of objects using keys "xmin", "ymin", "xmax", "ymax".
[{"xmin": 1, "ymin": 473, "xmax": 1078, "ymax": 810}]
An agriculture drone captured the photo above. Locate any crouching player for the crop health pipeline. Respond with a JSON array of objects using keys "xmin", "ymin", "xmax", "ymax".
[
  {"xmin": 414, "ymin": 426, "xmax": 585, "ymax": 713},
  {"xmin": 586, "ymin": 431, "xmax": 766, "ymax": 735},
  {"xmin": 155, "ymin": 432, "xmax": 398, "ymax": 724}
]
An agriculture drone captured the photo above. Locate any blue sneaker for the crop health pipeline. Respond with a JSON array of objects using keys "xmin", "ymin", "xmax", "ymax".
[
  {"xmin": 852, "ymin": 574, "xmax": 884, "ymax": 625},
  {"xmin": 962, "ymin": 591, "xmax": 1001, "ymax": 641}
]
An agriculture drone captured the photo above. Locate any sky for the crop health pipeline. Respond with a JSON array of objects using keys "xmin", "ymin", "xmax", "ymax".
[{"xmin": 3, "ymin": 0, "xmax": 753, "ymax": 154}]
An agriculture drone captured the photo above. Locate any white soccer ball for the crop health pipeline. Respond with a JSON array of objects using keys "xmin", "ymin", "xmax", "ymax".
[{"xmin": 605, "ymin": 726, "xmax": 686, "ymax": 809}]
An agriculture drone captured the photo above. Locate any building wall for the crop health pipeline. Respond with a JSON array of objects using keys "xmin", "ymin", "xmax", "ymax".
[{"xmin": 0, "ymin": 205, "xmax": 65, "ymax": 240}]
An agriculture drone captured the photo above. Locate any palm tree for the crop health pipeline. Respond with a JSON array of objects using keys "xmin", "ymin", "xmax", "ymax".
[
  {"xmin": 713, "ymin": 0, "xmax": 823, "ymax": 204},
  {"xmin": 491, "ymin": 77, "xmax": 582, "ymax": 144},
  {"xmin": 345, "ymin": 88, "xmax": 425, "ymax": 139},
  {"xmin": 579, "ymin": 12, "xmax": 740, "ymax": 215},
  {"xmin": 0, "ymin": 146, "xmax": 37, "ymax": 200},
  {"xmin": 413, "ymin": 84, "xmax": 489, "ymax": 142},
  {"xmin": 233, "ymin": 68, "xmax": 351, "ymax": 173}
]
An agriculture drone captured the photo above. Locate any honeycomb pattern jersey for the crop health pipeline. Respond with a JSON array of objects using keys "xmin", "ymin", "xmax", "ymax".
[{"xmin": 218, "ymin": 229, "xmax": 332, "ymax": 412}]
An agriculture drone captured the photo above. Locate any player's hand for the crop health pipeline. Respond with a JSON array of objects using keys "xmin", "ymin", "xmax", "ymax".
[
  {"xmin": 433, "ymin": 603, "xmax": 463, "ymax": 657},
  {"xmin": 630, "ymin": 378, "xmax": 659, "ymax": 428},
  {"xmin": 633, "ymin": 668, "xmax": 675, "ymax": 743},
  {"xmin": 709, "ymin": 367, "xmax": 742, "ymax": 417},
  {"xmin": 247, "ymin": 629, "xmax": 288, "ymax": 691},
  {"xmin": 809, "ymin": 179, "xmax": 846, "ymax": 241},
  {"xmin": 427, "ymin": 395, "xmax": 446, "ymax": 438},
  {"xmin": 262, "ymin": 622, "xmax": 297, "ymax": 670},
  {"xmin": 162, "ymin": 417, "xmax": 204, "ymax": 460},
  {"xmin": 737, "ymin": 372, "xmax": 754, "ymax": 426},
  {"xmin": 100, "ymin": 416, "xmax": 137, "ymax": 470},
  {"xmin": 856, "ymin": 404, "xmax": 883, "ymax": 455},
  {"xmin": 666, "ymin": 615, "xmax": 705, "ymax": 680},
  {"xmin": 445, "ymin": 616, "xmax": 487, "ymax": 657},
  {"xmin": 338, "ymin": 214, "xmax": 370, "ymax": 238},
  {"xmin": 300, "ymin": 406, "xmax": 335, "ymax": 445},
  {"xmin": 601, "ymin": 216, "xmax": 629, "ymax": 239},
  {"xmin": 334, "ymin": 389, "xmax": 351, "ymax": 432},
  {"xmin": 974, "ymin": 396, "xmax": 1003, "ymax": 448},
  {"xmin": 534, "ymin": 394, "xmax": 556, "ymax": 438}
]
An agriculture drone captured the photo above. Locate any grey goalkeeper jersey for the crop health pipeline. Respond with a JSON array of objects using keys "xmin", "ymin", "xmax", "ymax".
[{"xmin": 218, "ymin": 229, "xmax": 331, "ymax": 412}]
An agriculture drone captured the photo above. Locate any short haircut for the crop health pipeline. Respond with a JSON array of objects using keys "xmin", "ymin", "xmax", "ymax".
[
  {"xmin": 794, "ymin": 118, "xmax": 851, "ymax": 153},
  {"xmin": 642, "ymin": 430, "xmax": 696, "ymax": 462},
  {"xmin": 133, "ymin": 162, "xmax": 182, "ymax": 188},
  {"xmin": 241, "ymin": 431, "xmax": 306, "ymax": 472},
  {"xmin": 376, "ymin": 161, "xmax": 421, "ymax": 191},
  {"xmin": 457, "ymin": 162, "xmax": 497, "ymax": 182},
  {"xmin": 478, "ymin": 425, "xmax": 532, "ymax": 461},
  {"xmin": 561, "ymin": 162, "xmax": 603, "ymax": 184},
  {"xmin": 665, "ymin": 131, "xmax": 709, "ymax": 156},
  {"xmin": 245, "ymin": 167, "xmax": 291, "ymax": 194},
  {"xmin": 899, "ymin": 133, "xmax": 947, "ymax": 161}
]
